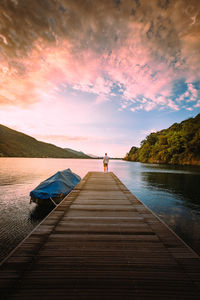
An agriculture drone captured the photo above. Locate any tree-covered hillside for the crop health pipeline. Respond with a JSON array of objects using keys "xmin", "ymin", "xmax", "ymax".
[
  {"xmin": 0, "ymin": 124, "xmax": 90, "ymax": 158},
  {"xmin": 124, "ymin": 114, "xmax": 200, "ymax": 165}
]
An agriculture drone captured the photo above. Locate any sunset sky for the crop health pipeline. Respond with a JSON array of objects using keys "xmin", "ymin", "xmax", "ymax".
[{"xmin": 0, "ymin": 0, "xmax": 200, "ymax": 157}]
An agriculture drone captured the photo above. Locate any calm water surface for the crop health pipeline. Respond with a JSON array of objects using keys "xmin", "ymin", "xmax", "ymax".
[{"xmin": 0, "ymin": 158, "xmax": 200, "ymax": 261}]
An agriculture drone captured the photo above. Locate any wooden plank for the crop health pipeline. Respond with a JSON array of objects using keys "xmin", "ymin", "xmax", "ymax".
[{"xmin": 1, "ymin": 171, "xmax": 200, "ymax": 299}]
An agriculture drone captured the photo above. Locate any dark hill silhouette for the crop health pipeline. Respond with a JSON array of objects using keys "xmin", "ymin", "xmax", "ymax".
[{"xmin": 0, "ymin": 124, "xmax": 90, "ymax": 158}]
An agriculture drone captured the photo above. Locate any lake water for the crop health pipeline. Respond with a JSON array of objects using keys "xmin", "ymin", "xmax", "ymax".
[{"xmin": 0, "ymin": 157, "xmax": 200, "ymax": 262}]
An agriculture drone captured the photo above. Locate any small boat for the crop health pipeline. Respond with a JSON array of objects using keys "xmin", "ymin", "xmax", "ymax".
[{"xmin": 30, "ymin": 168, "xmax": 81, "ymax": 206}]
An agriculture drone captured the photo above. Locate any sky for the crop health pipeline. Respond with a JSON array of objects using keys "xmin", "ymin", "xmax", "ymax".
[{"xmin": 0, "ymin": 0, "xmax": 200, "ymax": 157}]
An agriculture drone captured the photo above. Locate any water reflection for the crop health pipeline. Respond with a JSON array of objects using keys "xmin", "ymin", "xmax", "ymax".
[
  {"xmin": 141, "ymin": 162, "xmax": 200, "ymax": 175},
  {"xmin": 139, "ymin": 168, "xmax": 200, "ymax": 255},
  {"xmin": 142, "ymin": 171, "xmax": 200, "ymax": 209},
  {"xmin": 114, "ymin": 161, "xmax": 200, "ymax": 256}
]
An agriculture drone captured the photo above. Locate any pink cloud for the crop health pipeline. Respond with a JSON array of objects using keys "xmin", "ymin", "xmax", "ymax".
[
  {"xmin": 194, "ymin": 100, "xmax": 200, "ymax": 108},
  {"xmin": 1, "ymin": 0, "xmax": 200, "ymax": 113},
  {"xmin": 187, "ymin": 83, "xmax": 198, "ymax": 98},
  {"xmin": 0, "ymin": 34, "xmax": 193, "ymax": 113},
  {"xmin": 176, "ymin": 83, "xmax": 198, "ymax": 104},
  {"xmin": 0, "ymin": 34, "xmax": 8, "ymax": 45},
  {"xmin": 35, "ymin": 135, "xmax": 89, "ymax": 142},
  {"xmin": 168, "ymin": 99, "xmax": 179, "ymax": 111}
]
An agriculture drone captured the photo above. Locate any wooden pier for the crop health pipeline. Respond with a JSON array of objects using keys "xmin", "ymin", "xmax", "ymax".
[{"xmin": 1, "ymin": 172, "xmax": 200, "ymax": 299}]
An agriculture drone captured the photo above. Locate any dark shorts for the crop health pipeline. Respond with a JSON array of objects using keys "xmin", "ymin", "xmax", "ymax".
[{"xmin": 104, "ymin": 163, "xmax": 108, "ymax": 167}]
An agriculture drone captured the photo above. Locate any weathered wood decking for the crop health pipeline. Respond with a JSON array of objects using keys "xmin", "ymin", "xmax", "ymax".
[{"xmin": 1, "ymin": 172, "xmax": 200, "ymax": 299}]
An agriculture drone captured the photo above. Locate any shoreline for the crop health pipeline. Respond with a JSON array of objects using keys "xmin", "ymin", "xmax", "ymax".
[{"xmin": 123, "ymin": 158, "xmax": 200, "ymax": 167}]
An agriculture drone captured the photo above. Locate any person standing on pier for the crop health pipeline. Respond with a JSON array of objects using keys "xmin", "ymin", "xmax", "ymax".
[{"xmin": 103, "ymin": 153, "xmax": 109, "ymax": 172}]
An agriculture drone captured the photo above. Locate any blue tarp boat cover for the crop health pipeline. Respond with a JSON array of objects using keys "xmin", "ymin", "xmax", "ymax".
[{"xmin": 30, "ymin": 168, "xmax": 81, "ymax": 200}]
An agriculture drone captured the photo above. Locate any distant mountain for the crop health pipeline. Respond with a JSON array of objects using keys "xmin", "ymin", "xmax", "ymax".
[
  {"xmin": 124, "ymin": 113, "xmax": 200, "ymax": 166},
  {"xmin": 64, "ymin": 148, "xmax": 91, "ymax": 158},
  {"xmin": 86, "ymin": 153, "xmax": 99, "ymax": 158},
  {"xmin": 0, "ymin": 124, "xmax": 90, "ymax": 158}
]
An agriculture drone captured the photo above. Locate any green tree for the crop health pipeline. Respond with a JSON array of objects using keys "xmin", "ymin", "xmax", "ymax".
[{"xmin": 124, "ymin": 113, "xmax": 200, "ymax": 166}]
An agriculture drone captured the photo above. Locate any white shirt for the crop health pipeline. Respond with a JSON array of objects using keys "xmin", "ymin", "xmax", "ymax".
[{"xmin": 103, "ymin": 155, "xmax": 109, "ymax": 164}]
